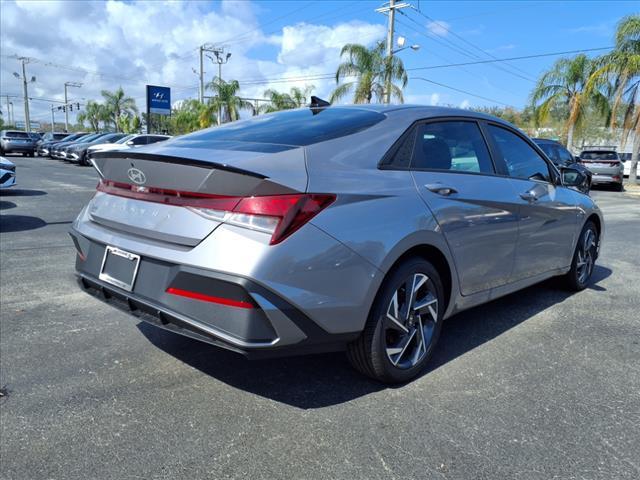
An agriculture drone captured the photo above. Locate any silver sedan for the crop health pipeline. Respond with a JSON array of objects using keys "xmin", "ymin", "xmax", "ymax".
[{"xmin": 70, "ymin": 104, "xmax": 603, "ymax": 383}]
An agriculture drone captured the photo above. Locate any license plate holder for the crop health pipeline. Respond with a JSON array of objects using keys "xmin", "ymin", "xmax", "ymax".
[{"xmin": 99, "ymin": 246, "xmax": 141, "ymax": 291}]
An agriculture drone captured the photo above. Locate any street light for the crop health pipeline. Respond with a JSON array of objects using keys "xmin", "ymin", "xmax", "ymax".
[{"xmin": 393, "ymin": 36, "xmax": 420, "ymax": 55}]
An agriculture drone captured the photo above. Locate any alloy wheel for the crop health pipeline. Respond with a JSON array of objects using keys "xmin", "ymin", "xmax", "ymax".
[
  {"xmin": 384, "ymin": 273, "xmax": 438, "ymax": 369},
  {"xmin": 576, "ymin": 228, "xmax": 596, "ymax": 285}
]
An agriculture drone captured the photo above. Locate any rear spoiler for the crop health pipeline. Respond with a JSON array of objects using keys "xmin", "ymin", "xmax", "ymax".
[{"xmin": 90, "ymin": 151, "xmax": 267, "ymax": 179}]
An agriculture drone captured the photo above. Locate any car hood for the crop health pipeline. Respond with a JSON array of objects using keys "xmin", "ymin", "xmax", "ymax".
[{"xmin": 1, "ymin": 156, "xmax": 15, "ymax": 167}]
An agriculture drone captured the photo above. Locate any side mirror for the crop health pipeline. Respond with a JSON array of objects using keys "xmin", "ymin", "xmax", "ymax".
[
  {"xmin": 126, "ymin": 140, "xmax": 134, "ymax": 146},
  {"xmin": 561, "ymin": 166, "xmax": 588, "ymax": 191}
]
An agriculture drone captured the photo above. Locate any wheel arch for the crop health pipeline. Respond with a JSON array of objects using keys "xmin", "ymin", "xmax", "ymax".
[{"xmin": 376, "ymin": 237, "xmax": 458, "ymax": 318}]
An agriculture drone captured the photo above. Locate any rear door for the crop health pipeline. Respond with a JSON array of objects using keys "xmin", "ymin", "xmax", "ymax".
[
  {"xmin": 485, "ymin": 124, "xmax": 578, "ymax": 280},
  {"xmin": 408, "ymin": 119, "xmax": 521, "ymax": 296}
]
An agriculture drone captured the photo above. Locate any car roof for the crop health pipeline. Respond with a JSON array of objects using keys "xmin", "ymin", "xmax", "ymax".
[{"xmin": 532, "ymin": 138, "xmax": 562, "ymax": 145}]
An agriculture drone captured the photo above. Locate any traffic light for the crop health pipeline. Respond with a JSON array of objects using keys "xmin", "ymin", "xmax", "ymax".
[
  {"xmin": 62, "ymin": 105, "xmax": 66, "ymax": 112},
  {"xmin": 57, "ymin": 106, "xmax": 62, "ymax": 111},
  {"xmin": 69, "ymin": 104, "xmax": 73, "ymax": 111},
  {"xmin": 76, "ymin": 103, "xmax": 80, "ymax": 110}
]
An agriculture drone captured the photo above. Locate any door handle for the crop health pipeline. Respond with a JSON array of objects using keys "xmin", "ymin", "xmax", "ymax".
[
  {"xmin": 424, "ymin": 184, "xmax": 458, "ymax": 196},
  {"xmin": 520, "ymin": 191, "xmax": 539, "ymax": 202}
]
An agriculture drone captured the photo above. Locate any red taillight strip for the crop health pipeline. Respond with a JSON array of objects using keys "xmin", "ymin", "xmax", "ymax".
[
  {"xmin": 166, "ymin": 287, "xmax": 254, "ymax": 309},
  {"xmin": 97, "ymin": 180, "xmax": 241, "ymax": 210}
]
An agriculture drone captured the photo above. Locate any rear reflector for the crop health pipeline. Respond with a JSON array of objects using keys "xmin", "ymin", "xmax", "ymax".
[
  {"xmin": 97, "ymin": 180, "xmax": 335, "ymax": 245},
  {"xmin": 166, "ymin": 287, "xmax": 254, "ymax": 309}
]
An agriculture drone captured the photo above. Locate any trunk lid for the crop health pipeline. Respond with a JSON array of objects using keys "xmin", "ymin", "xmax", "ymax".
[{"xmin": 88, "ymin": 143, "xmax": 307, "ymax": 246}]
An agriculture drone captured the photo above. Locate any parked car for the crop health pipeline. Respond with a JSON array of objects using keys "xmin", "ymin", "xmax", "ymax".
[
  {"xmin": 533, "ymin": 138, "xmax": 592, "ymax": 194},
  {"xmin": 48, "ymin": 133, "xmax": 91, "ymax": 158},
  {"xmin": 36, "ymin": 132, "xmax": 70, "ymax": 156},
  {"xmin": 0, "ymin": 130, "xmax": 37, "ymax": 156},
  {"xmin": 0, "ymin": 156, "xmax": 16, "ymax": 188},
  {"xmin": 618, "ymin": 153, "xmax": 639, "ymax": 179},
  {"xmin": 40, "ymin": 132, "xmax": 86, "ymax": 157},
  {"xmin": 53, "ymin": 133, "xmax": 106, "ymax": 159},
  {"xmin": 86, "ymin": 134, "xmax": 172, "ymax": 161},
  {"xmin": 67, "ymin": 133, "xmax": 128, "ymax": 165},
  {"xmin": 578, "ymin": 148, "xmax": 624, "ymax": 191},
  {"xmin": 71, "ymin": 105, "xmax": 602, "ymax": 383}
]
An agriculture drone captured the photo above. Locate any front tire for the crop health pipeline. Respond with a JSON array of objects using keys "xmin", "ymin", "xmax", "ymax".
[
  {"xmin": 347, "ymin": 257, "xmax": 445, "ymax": 383},
  {"xmin": 562, "ymin": 221, "xmax": 598, "ymax": 291}
]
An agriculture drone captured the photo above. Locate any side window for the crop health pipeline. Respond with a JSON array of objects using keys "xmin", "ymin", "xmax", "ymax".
[
  {"xmin": 380, "ymin": 127, "xmax": 417, "ymax": 169},
  {"xmin": 488, "ymin": 125, "xmax": 550, "ymax": 182},
  {"xmin": 557, "ymin": 147, "xmax": 574, "ymax": 166},
  {"xmin": 412, "ymin": 121, "xmax": 494, "ymax": 174},
  {"xmin": 131, "ymin": 136, "xmax": 148, "ymax": 145}
]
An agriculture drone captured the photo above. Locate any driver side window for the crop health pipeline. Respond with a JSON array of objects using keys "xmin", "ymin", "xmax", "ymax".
[{"xmin": 488, "ymin": 125, "xmax": 551, "ymax": 182}]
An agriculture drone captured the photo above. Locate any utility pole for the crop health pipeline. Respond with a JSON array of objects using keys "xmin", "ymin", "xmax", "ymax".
[
  {"xmin": 18, "ymin": 57, "xmax": 32, "ymax": 132},
  {"xmin": 198, "ymin": 43, "xmax": 219, "ymax": 103},
  {"xmin": 212, "ymin": 48, "xmax": 231, "ymax": 125},
  {"xmin": 64, "ymin": 81, "xmax": 82, "ymax": 131},
  {"xmin": 376, "ymin": 1, "xmax": 410, "ymax": 104},
  {"xmin": 4, "ymin": 95, "xmax": 10, "ymax": 125},
  {"xmin": 51, "ymin": 105, "xmax": 55, "ymax": 132}
]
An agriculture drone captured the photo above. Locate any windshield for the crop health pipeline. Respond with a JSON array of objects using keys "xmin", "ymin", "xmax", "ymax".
[
  {"xmin": 180, "ymin": 108, "xmax": 386, "ymax": 148},
  {"xmin": 4, "ymin": 131, "xmax": 30, "ymax": 139},
  {"xmin": 115, "ymin": 134, "xmax": 135, "ymax": 144},
  {"xmin": 580, "ymin": 151, "xmax": 618, "ymax": 160}
]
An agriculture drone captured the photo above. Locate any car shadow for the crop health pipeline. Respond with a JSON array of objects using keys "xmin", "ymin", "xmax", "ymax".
[
  {"xmin": 0, "ymin": 189, "xmax": 47, "ymax": 197},
  {"xmin": 138, "ymin": 265, "xmax": 611, "ymax": 410},
  {"xmin": 0, "ymin": 200, "xmax": 16, "ymax": 210}
]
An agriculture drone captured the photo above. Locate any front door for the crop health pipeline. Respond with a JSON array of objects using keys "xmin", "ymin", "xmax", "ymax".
[{"xmin": 485, "ymin": 124, "xmax": 578, "ymax": 280}]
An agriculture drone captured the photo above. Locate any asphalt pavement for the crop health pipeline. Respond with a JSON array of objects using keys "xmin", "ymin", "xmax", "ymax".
[{"xmin": 1, "ymin": 155, "xmax": 639, "ymax": 479}]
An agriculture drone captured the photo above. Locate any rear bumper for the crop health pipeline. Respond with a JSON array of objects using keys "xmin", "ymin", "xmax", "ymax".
[
  {"xmin": 71, "ymin": 230, "xmax": 360, "ymax": 358},
  {"xmin": 1, "ymin": 142, "xmax": 35, "ymax": 153},
  {"xmin": 591, "ymin": 173, "xmax": 623, "ymax": 184}
]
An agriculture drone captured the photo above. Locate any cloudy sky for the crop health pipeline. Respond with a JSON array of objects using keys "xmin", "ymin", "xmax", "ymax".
[{"xmin": 0, "ymin": 0, "xmax": 636, "ymax": 127}]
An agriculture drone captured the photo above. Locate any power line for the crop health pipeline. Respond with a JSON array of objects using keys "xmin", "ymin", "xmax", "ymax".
[
  {"xmin": 410, "ymin": 77, "xmax": 511, "ymax": 106},
  {"xmin": 397, "ymin": 10, "xmax": 535, "ymax": 83},
  {"xmin": 410, "ymin": 6, "xmax": 535, "ymax": 80}
]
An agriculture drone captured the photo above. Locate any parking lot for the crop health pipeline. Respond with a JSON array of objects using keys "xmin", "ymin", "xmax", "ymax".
[{"xmin": 1, "ymin": 155, "xmax": 639, "ymax": 479}]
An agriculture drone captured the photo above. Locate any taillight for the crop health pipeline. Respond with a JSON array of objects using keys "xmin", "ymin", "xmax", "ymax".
[{"xmin": 97, "ymin": 180, "xmax": 335, "ymax": 245}]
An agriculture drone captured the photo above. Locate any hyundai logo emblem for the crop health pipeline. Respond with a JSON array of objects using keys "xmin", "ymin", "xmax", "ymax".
[{"xmin": 127, "ymin": 167, "xmax": 147, "ymax": 185}]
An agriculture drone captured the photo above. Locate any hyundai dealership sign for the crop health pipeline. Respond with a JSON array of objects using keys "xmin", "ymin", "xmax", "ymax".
[{"xmin": 146, "ymin": 85, "xmax": 171, "ymax": 115}]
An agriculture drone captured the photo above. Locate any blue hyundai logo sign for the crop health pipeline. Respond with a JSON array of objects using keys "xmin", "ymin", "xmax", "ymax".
[{"xmin": 146, "ymin": 85, "xmax": 171, "ymax": 115}]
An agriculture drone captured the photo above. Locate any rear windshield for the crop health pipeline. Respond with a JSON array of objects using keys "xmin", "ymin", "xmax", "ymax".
[
  {"xmin": 54, "ymin": 133, "xmax": 69, "ymax": 140},
  {"xmin": 580, "ymin": 151, "xmax": 618, "ymax": 160},
  {"xmin": 179, "ymin": 108, "xmax": 386, "ymax": 147},
  {"xmin": 4, "ymin": 131, "xmax": 30, "ymax": 138}
]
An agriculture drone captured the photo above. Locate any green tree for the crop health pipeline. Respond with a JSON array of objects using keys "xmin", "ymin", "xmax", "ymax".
[
  {"xmin": 170, "ymin": 100, "xmax": 217, "ymax": 134},
  {"xmin": 587, "ymin": 15, "xmax": 640, "ymax": 183},
  {"xmin": 259, "ymin": 89, "xmax": 296, "ymax": 114},
  {"xmin": 290, "ymin": 85, "xmax": 314, "ymax": 107},
  {"xmin": 206, "ymin": 78, "xmax": 253, "ymax": 123},
  {"xmin": 330, "ymin": 41, "xmax": 407, "ymax": 104},
  {"xmin": 101, "ymin": 87, "xmax": 138, "ymax": 132},
  {"xmin": 77, "ymin": 100, "xmax": 110, "ymax": 132},
  {"xmin": 530, "ymin": 54, "xmax": 607, "ymax": 149}
]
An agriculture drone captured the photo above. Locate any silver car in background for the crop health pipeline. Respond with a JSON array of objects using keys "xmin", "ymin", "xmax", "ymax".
[
  {"xmin": 579, "ymin": 148, "xmax": 624, "ymax": 191},
  {"xmin": 0, "ymin": 130, "xmax": 37, "ymax": 156},
  {"xmin": 70, "ymin": 105, "xmax": 603, "ymax": 383}
]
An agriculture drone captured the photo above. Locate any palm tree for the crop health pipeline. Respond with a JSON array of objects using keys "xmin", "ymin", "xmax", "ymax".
[
  {"xmin": 77, "ymin": 100, "xmax": 110, "ymax": 132},
  {"xmin": 330, "ymin": 41, "xmax": 407, "ymax": 104},
  {"xmin": 530, "ymin": 54, "xmax": 607, "ymax": 149},
  {"xmin": 586, "ymin": 15, "xmax": 640, "ymax": 184},
  {"xmin": 206, "ymin": 78, "xmax": 253, "ymax": 123},
  {"xmin": 101, "ymin": 87, "xmax": 138, "ymax": 132},
  {"xmin": 259, "ymin": 89, "xmax": 296, "ymax": 114},
  {"xmin": 290, "ymin": 85, "xmax": 314, "ymax": 107},
  {"xmin": 170, "ymin": 100, "xmax": 217, "ymax": 134}
]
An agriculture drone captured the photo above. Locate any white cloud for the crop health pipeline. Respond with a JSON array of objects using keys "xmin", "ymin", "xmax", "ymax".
[
  {"xmin": 426, "ymin": 20, "xmax": 450, "ymax": 37},
  {"xmin": 0, "ymin": 0, "xmax": 384, "ymax": 126},
  {"xmin": 459, "ymin": 99, "xmax": 470, "ymax": 109},
  {"xmin": 429, "ymin": 93, "xmax": 440, "ymax": 105}
]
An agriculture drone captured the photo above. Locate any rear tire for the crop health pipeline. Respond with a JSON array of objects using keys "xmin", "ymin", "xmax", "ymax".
[
  {"xmin": 562, "ymin": 221, "xmax": 598, "ymax": 291},
  {"xmin": 347, "ymin": 257, "xmax": 445, "ymax": 383},
  {"xmin": 615, "ymin": 183, "xmax": 624, "ymax": 192}
]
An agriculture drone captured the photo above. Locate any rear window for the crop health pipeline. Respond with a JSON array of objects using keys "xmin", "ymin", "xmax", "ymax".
[
  {"xmin": 179, "ymin": 108, "xmax": 385, "ymax": 147},
  {"xmin": 54, "ymin": 133, "xmax": 69, "ymax": 140},
  {"xmin": 580, "ymin": 151, "xmax": 618, "ymax": 160},
  {"xmin": 5, "ymin": 131, "xmax": 29, "ymax": 138}
]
